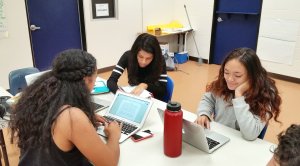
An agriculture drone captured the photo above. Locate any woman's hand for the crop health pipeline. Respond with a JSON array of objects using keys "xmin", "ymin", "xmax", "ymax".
[
  {"xmin": 94, "ymin": 114, "xmax": 107, "ymax": 127},
  {"xmin": 194, "ymin": 115, "xmax": 211, "ymax": 129},
  {"xmin": 235, "ymin": 81, "xmax": 250, "ymax": 97},
  {"xmin": 104, "ymin": 121, "xmax": 122, "ymax": 140},
  {"xmin": 131, "ymin": 83, "xmax": 148, "ymax": 96}
]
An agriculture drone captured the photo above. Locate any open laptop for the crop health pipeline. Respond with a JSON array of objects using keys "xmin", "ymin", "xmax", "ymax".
[
  {"xmin": 157, "ymin": 108, "xmax": 230, "ymax": 153},
  {"xmin": 97, "ymin": 91, "xmax": 153, "ymax": 143},
  {"xmin": 91, "ymin": 96, "xmax": 111, "ymax": 113},
  {"xmin": 25, "ymin": 70, "xmax": 49, "ymax": 86}
]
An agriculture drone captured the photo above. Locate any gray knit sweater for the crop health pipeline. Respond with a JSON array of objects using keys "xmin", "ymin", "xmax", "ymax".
[{"xmin": 197, "ymin": 92, "xmax": 267, "ymax": 140}]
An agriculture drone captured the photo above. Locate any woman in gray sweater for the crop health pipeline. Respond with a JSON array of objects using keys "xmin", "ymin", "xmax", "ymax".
[{"xmin": 195, "ymin": 48, "xmax": 281, "ymax": 140}]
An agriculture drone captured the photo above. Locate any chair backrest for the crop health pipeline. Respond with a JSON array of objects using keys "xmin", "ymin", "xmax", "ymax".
[
  {"xmin": 162, "ymin": 76, "xmax": 174, "ymax": 103},
  {"xmin": 258, "ymin": 124, "xmax": 268, "ymax": 139},
  {"xmin": 8, "ymin": 67, "xmax": 40, "ymax": 95}
]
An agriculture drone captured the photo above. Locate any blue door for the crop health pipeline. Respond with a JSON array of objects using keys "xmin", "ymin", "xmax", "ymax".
[
  {"xmin": 210, "ymin": 0, "xmax": 262, "ymax": 64},
  {"xmin": 26, "ymin": 0, "xmax": 83, "ymax": 70}
]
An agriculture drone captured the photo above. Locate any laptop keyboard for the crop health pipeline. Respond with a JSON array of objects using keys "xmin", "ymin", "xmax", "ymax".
[
  {"xmin": 206, "ymin": 137, "xmax": 220, "ymax": 149},
  {"xmin": 103, "ymin": 116, "xmax": 138, "ymax": 135},
  {"xmin": 92, "ymin": 102, "xmax": 105, "ymax": 113}
]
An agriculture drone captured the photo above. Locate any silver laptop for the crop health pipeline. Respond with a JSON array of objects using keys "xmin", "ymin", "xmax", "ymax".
[
  {"xmin": 157, "ymin": 108, "xmax": 230, "ymax": 153},
  {"xmin": 91, "ymin": 96, "xmax": 110, "ymax": 113},
  {"xmin": 25, "ymin": 70, "xmax": 49, "ymax": 86},
  {"xmin": 97, "ymin": 91, "xmax": 153, "ymax": 143}
]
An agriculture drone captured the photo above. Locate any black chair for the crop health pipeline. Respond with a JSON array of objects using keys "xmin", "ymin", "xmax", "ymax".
[{"xmin": 8, "ymin": 67, "xmax": 40, "ymax": 96}]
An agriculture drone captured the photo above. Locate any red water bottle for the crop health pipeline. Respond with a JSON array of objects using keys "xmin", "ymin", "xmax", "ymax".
[{"xmin": 164, "ymin": 101, "xmax": 183, "ymax": 157}]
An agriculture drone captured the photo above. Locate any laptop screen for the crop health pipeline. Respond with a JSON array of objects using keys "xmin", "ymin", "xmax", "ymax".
[{"xmin": 109, "ymin": 93, "xmax": 151, "ymax": 123}]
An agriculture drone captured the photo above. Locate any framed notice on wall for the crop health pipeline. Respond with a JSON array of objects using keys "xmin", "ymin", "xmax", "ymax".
[{"xmin": 92, "ymin": 0, "xmax": 116, "ymax": 19}]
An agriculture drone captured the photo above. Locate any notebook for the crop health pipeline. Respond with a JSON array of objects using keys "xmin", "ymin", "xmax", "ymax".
[
  {"xmin": 157, "ymin": 108, "xmax": 230, "ymax": 153},
  {"xmin": 91, "ymin": 78, "xmax": 110, "ymax": 94},
  {"xmin": 97, "ymin": 91, "xmax": 153, "ymax": 143}
]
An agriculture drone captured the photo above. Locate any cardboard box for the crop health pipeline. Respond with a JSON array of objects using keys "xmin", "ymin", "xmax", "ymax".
[{"xmin": 174, "ymin": 52, "xmax": 188, "ymax": 64}]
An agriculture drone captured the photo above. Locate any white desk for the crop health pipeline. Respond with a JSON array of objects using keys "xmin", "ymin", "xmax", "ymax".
[
  {"xmin": 145, "ymin": 28, "xmax": 192, "ymax": 53},
  {"xmin": 92, "ymin": 93, "xmax": 275, "ymax": 166}
]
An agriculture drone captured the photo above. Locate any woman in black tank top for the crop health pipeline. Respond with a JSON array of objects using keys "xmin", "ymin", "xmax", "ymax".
[{"xmin": 9, "ymin": 49, "xmax": 121, "ymax": 166}]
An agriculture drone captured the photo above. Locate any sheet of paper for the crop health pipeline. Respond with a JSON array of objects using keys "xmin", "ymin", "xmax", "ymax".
[
  {"xmin": 121, "ymin": 86, "xmax": 152, "ymax": 99},
  {"xmin": 96, "ymin": 3, "xmax": 109, "ymax": 17},
  {"xmin": 96, "ymin": 77, "xmax": 107, "ymax": 84}
]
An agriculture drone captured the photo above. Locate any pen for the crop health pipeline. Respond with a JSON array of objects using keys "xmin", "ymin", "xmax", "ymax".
[{"xmin": 118, "ymin": 86, "xmax": 125, "ymax": 92}]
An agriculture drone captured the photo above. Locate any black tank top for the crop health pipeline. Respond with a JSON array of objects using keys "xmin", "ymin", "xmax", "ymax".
[
  {"xmin": 19, "ymin": 138, "xmax": 92, "ymax": 166},
  {"xmin": 19, "ymin": 106, "xmax": 92, "ymax": 166}
]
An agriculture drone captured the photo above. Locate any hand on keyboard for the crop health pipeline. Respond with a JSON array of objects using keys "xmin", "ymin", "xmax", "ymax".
[
  {"xmin": 104, "ymin": 116, "xmax": 137, "ymax": 135},
  {"xmin": 104, "ymin": 121, "xmax": 122, "ymax": 140}
]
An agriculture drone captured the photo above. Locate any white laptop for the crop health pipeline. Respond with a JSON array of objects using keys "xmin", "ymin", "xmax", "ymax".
[
  {"xmin": 91, "ymin": 96, "xmax": 110, "ymax": 113},
  {"xmin": 157, "ymin": 108, "xmax": 230, "ymax": 153},
  {"xmin": 25, "ymin": 70, "xmax": 49, "ymax": 85},
  {"xmin": 97, "ymin": 91, "xmax": 153, "ymax": 143}
]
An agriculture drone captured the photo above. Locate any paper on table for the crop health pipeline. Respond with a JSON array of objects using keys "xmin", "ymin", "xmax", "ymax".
[{"xmin": 121, "ymin": 86, "xmax": 152, "ymax": 99}]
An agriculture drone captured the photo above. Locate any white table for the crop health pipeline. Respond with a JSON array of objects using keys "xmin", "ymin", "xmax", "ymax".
[{"xmin": 92, "ymin": 93, "xmax": 275, "ymax": 166}]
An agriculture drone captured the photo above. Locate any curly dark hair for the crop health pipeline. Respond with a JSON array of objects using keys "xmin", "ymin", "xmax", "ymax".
[
  {"xmin": 128, "ymin": 33, "xmax": 163, "ymax": 85},
  {"xmin": 9, "ymin": 49, "xmax": 97, "ymax": 151},
  {"xmin": 273, "ymin": 124, "xmax": 300, "ymax": 166},
  {"xmin": 207, "ymin": 48, "xmax": 281, "ymax": 122}
]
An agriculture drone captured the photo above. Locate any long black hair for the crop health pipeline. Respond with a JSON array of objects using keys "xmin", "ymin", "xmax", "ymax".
[
  {"xmin": 128, "ymin": 33, "xmax": 163, "ymax": 85},
  {"xmin": 9, "ymin": 49, "xmax": 97, "ymax": 150}
]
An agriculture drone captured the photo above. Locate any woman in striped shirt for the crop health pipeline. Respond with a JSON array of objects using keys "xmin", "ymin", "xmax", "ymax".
[{"xmin": 107, "ymin": 33, "xmax": 167, "ymax": 101}]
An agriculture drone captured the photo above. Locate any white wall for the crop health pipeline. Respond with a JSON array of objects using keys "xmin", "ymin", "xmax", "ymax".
[
  {"xmin": 0, "ymin": 0, "xmax": 33, "ymax": 89},
  {"xmin": 142, "ymin": 0, "xmax": 178, "ymax": 52},
  {"xmin": 83, "ymin": 0, "xmax": 213, "ymax": 69},
  {"xmin": 173, "ymin": 0, "xmax": 214, "ymax": 60},
  {"xmin": 142, "ymin": 0, "xmax": 174, "ymax": 31},
  {"xmin": 257, "ymin": 0, "xmax": 300, "ymax": 78},
  {"xmin": 83, "ymin": 0, "xmax": 178, "ymax": 69},
  {"xmin": 83, "ymin": 0, "xmax": 143, "ymax": 69}
]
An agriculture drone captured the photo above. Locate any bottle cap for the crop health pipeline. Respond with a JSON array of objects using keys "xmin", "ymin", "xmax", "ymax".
[{"xmin": 166, "ymin": 101, "xmax": 181, "ymax": 112}]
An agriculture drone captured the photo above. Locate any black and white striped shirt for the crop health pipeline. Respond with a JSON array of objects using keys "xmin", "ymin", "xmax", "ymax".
[{"xmin": 107, "ymin": 51, "xmax": 167, "ymax": 101}]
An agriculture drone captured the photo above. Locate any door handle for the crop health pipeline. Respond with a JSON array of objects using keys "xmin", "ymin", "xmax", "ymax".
[
  {"xmin": 217, "ymin": 17, "xmax": 223, "ymax": 22},
  {"xmin": 30, "ymin": 25, "xmax": 41, "ymax": 31}
]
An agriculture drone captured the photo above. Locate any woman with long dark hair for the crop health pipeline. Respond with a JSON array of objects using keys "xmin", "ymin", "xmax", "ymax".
[
  {"xmin": 195, "ymin": 48, "xmax": 281, "ymax": 140},
  {"xmin": 107, "ymin": 33, "xmax": 167, "ymax": 101},
  {"xmin": 10, "ymin": 49, "xmax": 121, "ymax": 166}
]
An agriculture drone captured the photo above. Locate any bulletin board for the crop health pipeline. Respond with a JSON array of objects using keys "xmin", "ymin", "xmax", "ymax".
[{"xmin": 91, "ymin": 0, "xmax": 115, "ymax": 19}]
